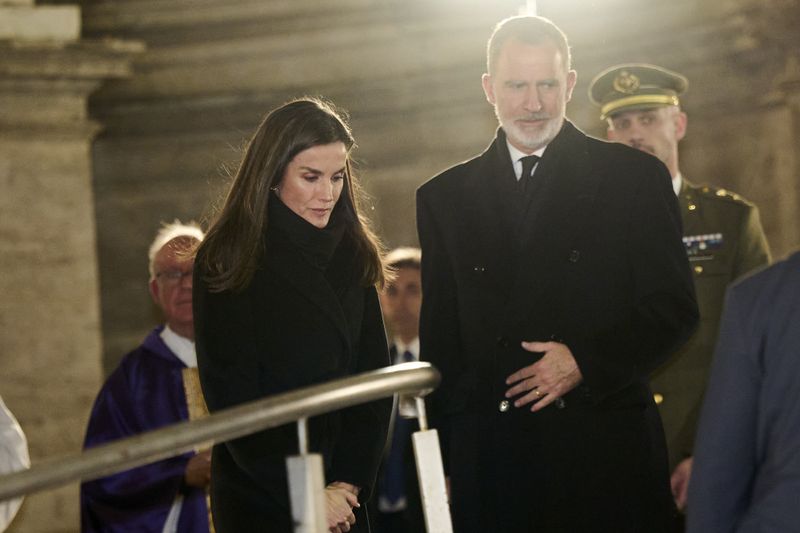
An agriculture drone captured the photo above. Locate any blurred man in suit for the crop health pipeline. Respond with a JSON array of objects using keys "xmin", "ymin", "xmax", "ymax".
[
  {"xmin": 375, "ymin": 247, "xmax": 424, "ymax": 533},
  {"xmin": 688, "ymin": 252, "xmax": 800, "ymax": 531}
]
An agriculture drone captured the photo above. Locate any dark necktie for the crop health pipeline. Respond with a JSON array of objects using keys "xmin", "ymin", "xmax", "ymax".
[
  {"xmin": 380, "ymin": 349, "xmax": 416, "ymax": 506},
  {"xmin": 400, "ymin": 349, "xmax": 414, "ymax": 363},
  {"xmin": 519, "ymin": 154, "xmax": 540, "ymax": 193}
]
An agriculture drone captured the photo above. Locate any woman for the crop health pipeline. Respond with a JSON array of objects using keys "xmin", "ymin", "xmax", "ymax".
[{"xmin": 193, "ymin": 98, "xmax": 392, "ymax": 532}]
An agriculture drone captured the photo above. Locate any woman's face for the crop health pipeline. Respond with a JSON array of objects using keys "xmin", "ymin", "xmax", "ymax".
[{"xmin": 276, "ymin": 142, "xmax": 347, "ymax": 228}]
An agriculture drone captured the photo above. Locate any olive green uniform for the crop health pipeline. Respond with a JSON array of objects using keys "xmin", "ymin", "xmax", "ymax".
[{"xmin": 651, "ymin": 178, "xmax": 770, "ymax": 469}]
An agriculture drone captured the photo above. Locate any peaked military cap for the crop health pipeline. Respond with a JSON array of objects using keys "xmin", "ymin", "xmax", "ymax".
[{"xmin": 589, "ymin": 63, "xmax": 688, "ymax": 120}]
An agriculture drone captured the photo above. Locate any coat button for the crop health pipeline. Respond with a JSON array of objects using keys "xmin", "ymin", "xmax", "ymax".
[
  {"xmin": 496, "ymin": 336, "xmax": 509, "ymax": 348},
  {"xmin": 653, "ymin": 393, "xmax": 664, "ymax": 405},
  {"xmin": 568, "ymin": 250, "xmax": 580, "ymax": 263},
  {"xmin": 498, "ymin": 400, "xmax": 510, "ymax": 412},
  {"xmin": 693, "ymin": 265, "xmax": 704, "ymax": 275}
]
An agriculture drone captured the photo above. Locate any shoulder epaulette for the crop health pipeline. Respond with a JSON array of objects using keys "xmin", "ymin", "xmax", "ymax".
[{"xmin": 697, "ymin": 185, "xmax": 750, "ymax": 205}]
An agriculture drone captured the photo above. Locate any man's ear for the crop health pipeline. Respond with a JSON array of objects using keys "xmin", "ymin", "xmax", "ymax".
[
  {"xmin": 564, "ymin": 69, "xmax": 577, "ymax": 102},
  {"xmin": 674, "ymin": 111, "xmax": 688, "ymax": 142},
  {"xmin": 149, "ymin": 278, "xmax": 160, "ymax": 304},
  {"xmin": 481, "ymin": 73, "xmax": 496, "ymax": 105}
]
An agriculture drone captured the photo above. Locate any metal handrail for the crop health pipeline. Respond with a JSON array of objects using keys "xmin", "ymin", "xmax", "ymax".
[{"xmin": 0, "ymin": 362, "xmax": 439, "ymax": 501}]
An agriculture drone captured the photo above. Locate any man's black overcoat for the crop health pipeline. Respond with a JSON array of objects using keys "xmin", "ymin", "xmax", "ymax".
[{"xmin": 416, "ymin": 121, "xmax": 698, "ymax": 532}]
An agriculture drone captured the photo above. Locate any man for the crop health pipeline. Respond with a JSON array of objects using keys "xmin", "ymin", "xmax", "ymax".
[
  {"xmin": 416, "ymin": 16, "xmax": 698, "ymax": 532},
  {"xmin": 589, "ymin": 63, "xmax": 771, "ymax": 508},
  {"xmin": 0, "ymin": 394, "xmax": 29, "ymax": 532},
  {"xmin": 687, "ymin": 251, "xmax": 800, "ymax": 531},
  {"xmin": 81, "ymin": 222, "xmax": 211, "ymax": 533},
  {"xmin": 375, "ymin": 247, "xmax": 424, "ymax": 533}
]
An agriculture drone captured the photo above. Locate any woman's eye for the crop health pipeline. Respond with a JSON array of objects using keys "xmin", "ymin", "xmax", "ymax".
[
  {"xmin": 303, "ymin": 175, "xmax": 318, "ymax": 182},
  {"xmin": 332, "ymin": 174, "xmax": 345, "ymax": 182}
]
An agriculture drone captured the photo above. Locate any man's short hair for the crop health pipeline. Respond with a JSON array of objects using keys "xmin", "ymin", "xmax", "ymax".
[
  {"xmin": 487, "ymin": 15, "xmax": 572, "ymax": 75},
  {"xmin": 385, "ymin": 247, "xmax": 421, "ymax": 272},
  {"xmin": 606, "ymin": 104, "xmax": 681, "ymax": 130},
  {"xmin": 148, "ymin": 220, "xmax": 204, "ymax": 279}
]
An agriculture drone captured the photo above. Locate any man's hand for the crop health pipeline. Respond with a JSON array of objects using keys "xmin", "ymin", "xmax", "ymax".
[
  {"xmin": 670, "ymin": 457, "xmax": 693, "ymax": 511},
  {"xmin": 505, "ymin": 341, "xmax": 583, "ymax": 411},
  {"xmin": 325, "ymin": 483, "xmax": 359, "ymax": 533},
  {"xmin": 183, "ymin": 449, "xmax": 211, "ymax": 488}
]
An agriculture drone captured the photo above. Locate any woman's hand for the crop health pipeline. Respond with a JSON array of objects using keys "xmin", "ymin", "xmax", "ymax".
[
  {"xmin": 324, "ymin": 483, "xmax": 359, "ymax": 532},
  {"xmin": 183, "ymin": 449, "xmax": 212, "ymax": 488}
]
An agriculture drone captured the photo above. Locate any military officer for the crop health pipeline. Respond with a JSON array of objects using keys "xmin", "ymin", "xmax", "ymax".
[{"xmin": 589, "ymin": 63, "xmax": 771, "ymax": 510}]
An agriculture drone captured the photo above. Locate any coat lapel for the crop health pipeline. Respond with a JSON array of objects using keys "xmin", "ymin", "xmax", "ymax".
[
  {"xmin": 503, "ymin": 121, "xmax": 603, "ymax": 328},
  {"xmin": 457, "ymin": 132, "xmax": 524, "ymax": 301},
  {"xmin": 460, "ymin": 131, "xmax": 521, "ymax": 241},
  {"xmin": 265, "ymin": 240, "xmax": 352, "ymax": 352}
]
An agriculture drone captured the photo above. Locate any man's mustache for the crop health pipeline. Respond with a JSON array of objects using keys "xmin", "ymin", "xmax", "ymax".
[{"xmin": 516, "ymin": 113, "xmax": 551, "ymax": 121}]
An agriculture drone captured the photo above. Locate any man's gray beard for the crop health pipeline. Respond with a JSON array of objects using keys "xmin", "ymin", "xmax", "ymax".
[{"xmin": 497, "ymin": 110, "xmax": 564, "ymax": 151}]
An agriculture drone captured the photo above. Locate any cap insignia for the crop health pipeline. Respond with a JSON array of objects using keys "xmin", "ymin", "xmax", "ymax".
[{"xmin": 613, "ymin": 70, "xmax": 640, "ymax": 94}]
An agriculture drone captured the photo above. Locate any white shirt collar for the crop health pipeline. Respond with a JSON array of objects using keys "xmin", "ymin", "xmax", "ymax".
[
  {"xmin": 506, "ymin": 139, "xmax": 547, "ymax": 180},
  {"xmin": 673, "ymin": 172, "xmax": 683, "ymax": 197},
  {"xmin": 160, "ymin": 325, "xmax": 197, "ymax": 368},
  {"xmin": 393, "ymin": 337, "xmax": 420, "ymax": 363}
]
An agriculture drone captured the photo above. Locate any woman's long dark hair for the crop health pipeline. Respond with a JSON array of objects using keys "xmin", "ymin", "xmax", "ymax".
[{"xmin": 197, "ymin": 97, "xmax": 386, "ymax": 292}]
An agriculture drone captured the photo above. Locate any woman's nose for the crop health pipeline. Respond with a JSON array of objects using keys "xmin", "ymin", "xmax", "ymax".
[{"xmin": 319, "ymin": 179, "xmax": 335, "ymax": 201}]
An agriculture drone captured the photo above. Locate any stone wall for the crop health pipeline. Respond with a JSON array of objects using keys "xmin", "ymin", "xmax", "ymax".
[{"xmin": 0, "ymin": 1, "xmax": 138, "ymax": 531}]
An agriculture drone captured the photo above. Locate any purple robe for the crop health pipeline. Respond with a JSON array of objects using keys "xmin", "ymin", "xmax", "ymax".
[{"xmin": 80, "ymin": 327, "xmax": 210, "ymax": 533}]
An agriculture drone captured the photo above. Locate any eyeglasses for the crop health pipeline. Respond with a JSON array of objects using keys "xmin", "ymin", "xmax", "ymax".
[{"xmin": 155, "ymin": 269, "xmax": 193, "ymax": 285}]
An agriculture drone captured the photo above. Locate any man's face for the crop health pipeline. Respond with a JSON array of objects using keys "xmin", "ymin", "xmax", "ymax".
[
  {"xmin": 482, "ymin": 39, "xmax": 577, "ymax": 153},
  {"xmin": 379, "ymin": 266, "xmax": 422, "ymax": 339},
  {"xmin": 606, "ymin": 107, "xmax": 687, "ymax": 176},
  {"xmin": 149, "ymin": 237, "xmax": 197, "ymax": 337}
]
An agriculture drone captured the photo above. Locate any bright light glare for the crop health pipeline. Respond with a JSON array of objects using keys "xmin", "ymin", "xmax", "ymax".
[{"xmin": 519, "ymin": 0, "xmax": 537, "ymax": 15}]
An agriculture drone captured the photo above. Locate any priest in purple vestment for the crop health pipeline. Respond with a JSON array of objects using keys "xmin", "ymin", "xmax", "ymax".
[{"xmin": 80, "ymin": 222, "xmax": 211, "ymax": 533}]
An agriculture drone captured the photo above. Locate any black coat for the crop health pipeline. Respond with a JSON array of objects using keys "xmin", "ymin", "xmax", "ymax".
[
  {"xmin": 416, "ymin": 121, "xmax": 699, "ymax": 532},
  {"xmin": 194, "ymin": 212, "xmax": 392, "ymax": 533}
]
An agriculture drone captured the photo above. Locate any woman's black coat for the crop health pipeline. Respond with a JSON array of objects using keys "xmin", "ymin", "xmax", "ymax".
[{"xmin": 193, "ymin": 210, "xmax": 391, "ymax": 532}]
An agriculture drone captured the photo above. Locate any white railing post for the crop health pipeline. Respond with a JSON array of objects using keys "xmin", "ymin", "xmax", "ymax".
[
  {"xmin": 286, "ymin": 417, "xmax": 327, "ymax": 533},
  {"xmin": 411, "ymin": 397, "xmax": 453, "ymax": 533}
]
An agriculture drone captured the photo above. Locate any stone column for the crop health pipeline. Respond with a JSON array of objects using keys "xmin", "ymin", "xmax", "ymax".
[
  {"xmin": 750, "ymin": 54, "xmax": 800, "ymax": 260},
  {"xmin": 734, "ymin": 0, "xmax": 800, "ymax": 260},
  {"xmin": 0, "ymin": 1, "xmax": 140, "ymax": 531}
]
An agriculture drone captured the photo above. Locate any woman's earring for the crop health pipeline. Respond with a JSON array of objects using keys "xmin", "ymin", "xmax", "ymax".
[{"xmin": 270, "ymin": 186, "xmax": 279, "ymax": 193}]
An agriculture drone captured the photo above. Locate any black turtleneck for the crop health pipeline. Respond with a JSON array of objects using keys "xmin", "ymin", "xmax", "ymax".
[{"xmin": 267, "ymin": 194, "xmax": 346, "ymax": 272}]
